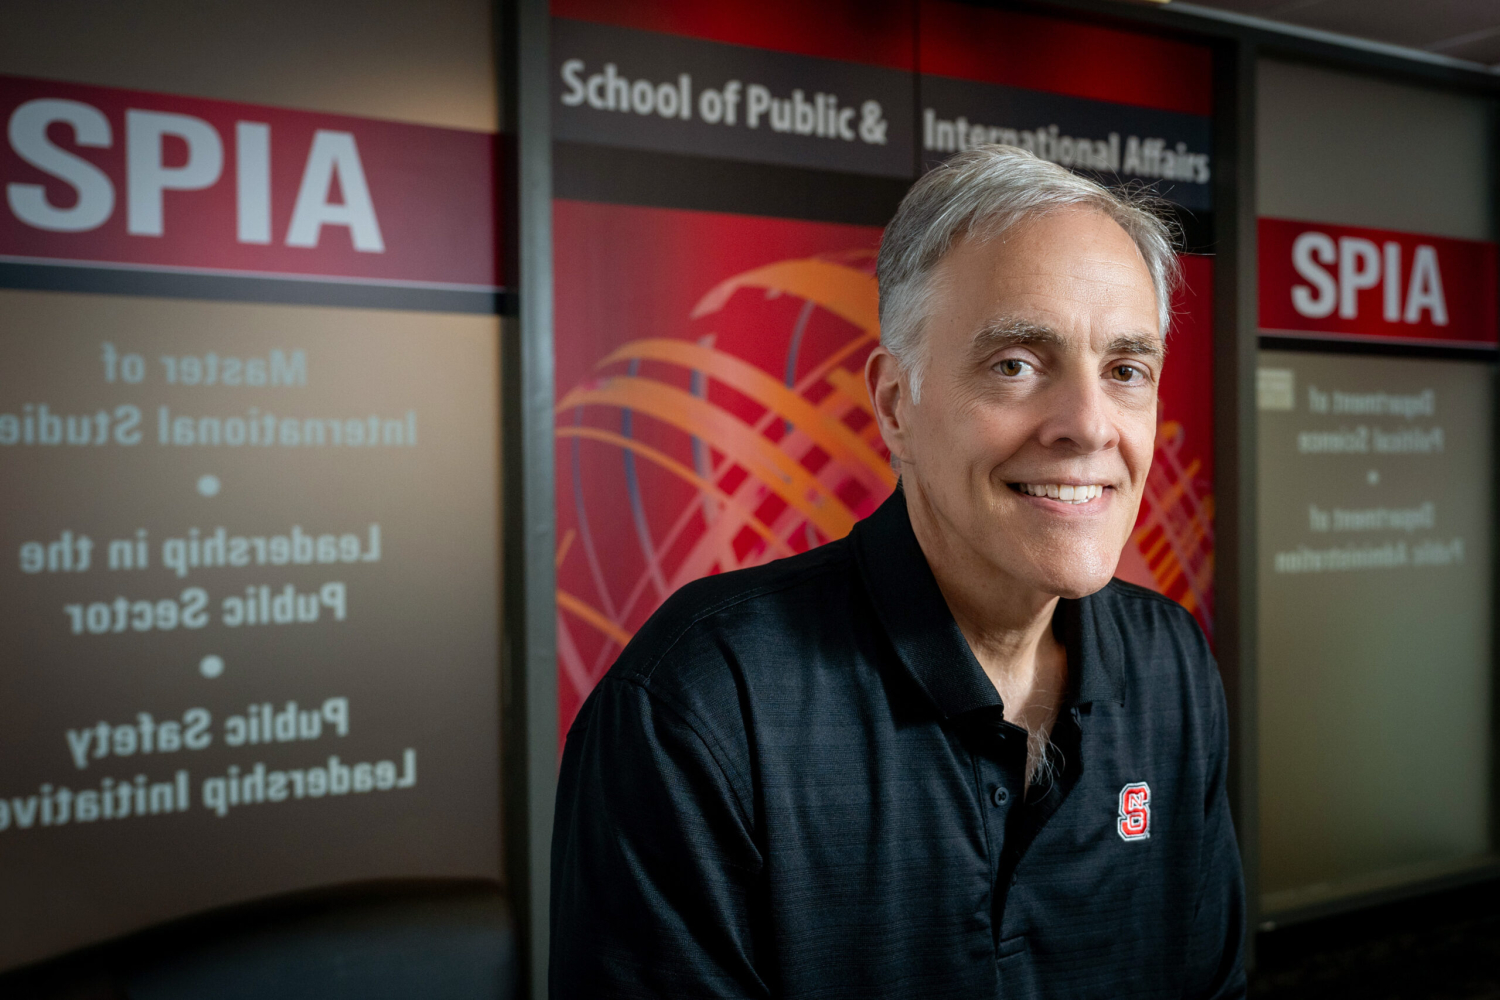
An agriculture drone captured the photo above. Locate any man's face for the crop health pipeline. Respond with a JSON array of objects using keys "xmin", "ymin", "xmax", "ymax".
[{"xmin": 871, "ymin": 207, "xmax": 1163, "ymax": 600}]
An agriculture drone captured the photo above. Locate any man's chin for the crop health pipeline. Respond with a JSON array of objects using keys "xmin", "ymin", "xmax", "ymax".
[{"xmin": 1010, "ymin": 550, "xmax": 1122, "ymax": 601}]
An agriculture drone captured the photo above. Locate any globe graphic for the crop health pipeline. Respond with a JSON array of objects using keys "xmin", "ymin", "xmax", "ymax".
[{"xmin": 555, "ymin": 249, "xmax": 1214, "ymax": 730}]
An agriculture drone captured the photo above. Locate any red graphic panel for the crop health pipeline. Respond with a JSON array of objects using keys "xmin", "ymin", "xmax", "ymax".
[
  {"xmin": 1115, "ymin": 254, "xmax": 1216, "ymax": 636},
  {"xmin": 554, "ymin": 201, "xmax": 1216, "ymax": 736},
  {"xmin": 1259, "ymin": 217, "xmax": 1498, "ymax": 348},
  {"xmin": 554, "ymin": 201, "xmax": 889, "ymax": 734}
]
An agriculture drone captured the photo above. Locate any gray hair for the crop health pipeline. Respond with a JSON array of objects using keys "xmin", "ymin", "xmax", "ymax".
[{"xmin": 877, "ymin": 145, "xmax": 1181, "ymax": 401}]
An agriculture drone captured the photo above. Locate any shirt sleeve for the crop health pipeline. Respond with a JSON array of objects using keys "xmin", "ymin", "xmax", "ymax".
[
  {"xmin": 1187, "ymin": 663, "xmax": 1248, "ymax": 1000},
  {"xmin": 550, "ymin": 674, "xmax": 769, "ymax": 1000}
]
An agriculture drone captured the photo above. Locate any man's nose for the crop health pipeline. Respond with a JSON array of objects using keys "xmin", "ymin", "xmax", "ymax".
[{"xmin": 1036, "ymin": 372, "xmax": 1118, "ymax": 454}]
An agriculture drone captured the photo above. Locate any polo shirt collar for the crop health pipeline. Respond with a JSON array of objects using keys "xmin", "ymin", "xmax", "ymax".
[{"xmin": 850, "ymin": 485, "xmax": 1126, "ymax": 719}]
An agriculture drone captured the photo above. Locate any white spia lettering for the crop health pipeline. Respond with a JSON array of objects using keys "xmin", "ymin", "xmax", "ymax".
[
  {"xmin": 6, "ymin": 99, "xmax": 115, "ymax": 231},
  {"xmin": 236, "ymin": 121, "xmax": 272, "ymax": 244},
  {"xmin": 126, "ymin": 110, "xmax": 224, "ymax": 237},
  {"xmin": 1405, "ymin": 245, "xmax": 1448, "ymax": 325},
  {"xmin": 1290, "ymin": 229, "xmax": 1450, "ymax": 326},
  {"xmin": 285, "ymin": 130, "xmax": 384, "ymax": 252}
]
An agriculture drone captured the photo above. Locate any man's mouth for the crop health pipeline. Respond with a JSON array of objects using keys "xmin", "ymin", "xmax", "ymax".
[{"xmin": 1009, "ymin": 482, "xmax": 1107, "ymax": 504}]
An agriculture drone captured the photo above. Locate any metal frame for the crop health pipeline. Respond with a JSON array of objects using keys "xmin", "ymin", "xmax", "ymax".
[
  {"xmin": 1209, "ymin": 32, "xmax": 1261, "ymax": 960},
  {"xmin": 498, "ymin": 0, "xmax": 557, "ymax": 998}
]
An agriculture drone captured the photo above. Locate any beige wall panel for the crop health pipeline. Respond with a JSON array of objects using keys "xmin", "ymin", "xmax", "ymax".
[
  {"xmin": 0, "ymin": 0, "xmax": 496, "ymax": 130},
  {"xmin": 0, "ymin": 288, "xmax": 501, "ymax": 968},
  {"xmin": 1258, "ymin": 58, "xmax": 1493, "ymax": 241}
]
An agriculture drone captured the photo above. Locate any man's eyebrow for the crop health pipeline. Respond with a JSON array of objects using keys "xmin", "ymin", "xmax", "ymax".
[
  {"xmin": 1105, "ymin": 335, "xmax": 1166, "ymax": 362},
  {"xmin": 966, "ymin": 319, "xmax": 1066, "ymax": 365},
  {"xmin": 966, "ymin": 321, "xmax": 1166, "ymax": 365}
]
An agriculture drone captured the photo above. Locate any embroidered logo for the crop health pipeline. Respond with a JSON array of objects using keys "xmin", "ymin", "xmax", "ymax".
[{"xmin": 1117, "ymin": 782, "xmax": 1151, "ymax": 841}]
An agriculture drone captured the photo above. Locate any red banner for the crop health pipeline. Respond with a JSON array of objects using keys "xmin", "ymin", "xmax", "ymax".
[
  {"xmin": 553, "ymin": 0, "xmax": 914, "ymax": 69},
  {"xmin": 1259, "ymin": 217, "xmax": 1498, "ymax": 348},
  {"xmin": 0, "ymin": 75, "xmax": 499, "ymax": 289},
  {"xmin": 919, "ymin": 0, "xmax": 1213, "ymax": 116}
]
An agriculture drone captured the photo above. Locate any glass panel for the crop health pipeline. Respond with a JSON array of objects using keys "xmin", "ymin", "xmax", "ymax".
[{"xmin": 1257, "ymin": 350, "xmax": 1492, "ymax": 911}]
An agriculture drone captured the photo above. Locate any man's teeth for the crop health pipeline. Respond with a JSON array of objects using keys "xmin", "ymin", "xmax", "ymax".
[{"xmin": 1018, "ymin": 483, "xmax": 1105, "ymax": 503}]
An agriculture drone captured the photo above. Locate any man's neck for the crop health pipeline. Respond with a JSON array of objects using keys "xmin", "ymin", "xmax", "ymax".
[{"xmin": 903, "ymin": 480, "xmax": 1068, "ymax": 739}]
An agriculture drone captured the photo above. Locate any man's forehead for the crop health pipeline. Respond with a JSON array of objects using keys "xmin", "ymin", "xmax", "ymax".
[{"xmin": 965, "ymin": 317, "xmax": 1165, "ymax": 364}]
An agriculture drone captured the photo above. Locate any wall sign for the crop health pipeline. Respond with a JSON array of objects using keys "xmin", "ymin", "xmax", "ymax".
[
  {"xmin": 1, "ymin": 75, "xmax": 499, "ymax": 292},
  {"xmin": 1259, "ymin": 217, "xmax": 1498, "ymax": 348},
  {"xmin": 0, "ymin": 78, "xmax": 501, "ymax": 970}
]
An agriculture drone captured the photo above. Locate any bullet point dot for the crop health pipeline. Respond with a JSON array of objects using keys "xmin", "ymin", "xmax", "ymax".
[
  {"xmin": 1367, "ymin": 469, "xmax": 1380, "ymax": 485},
  {"xmin": 197, "ymin": 474, "xmax": 221, "ymax": 497},
  {"xmin": 199, "ymin": 655, "xmax": 224, "ymax": 678}
]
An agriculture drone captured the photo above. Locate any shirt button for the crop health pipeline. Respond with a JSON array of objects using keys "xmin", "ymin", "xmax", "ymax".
[{"xmin": 991, "ymin": 786, "xmax": 1009, "ymax": 806}]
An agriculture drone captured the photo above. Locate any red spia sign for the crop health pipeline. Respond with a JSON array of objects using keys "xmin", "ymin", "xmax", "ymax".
[
  {"xmin": 0, "ymin": 75, "xmax": 499, "ymax": 289},
  {"xmin": 1259, "ymin": 217, "xmax": 1497, "ymax": 348}
]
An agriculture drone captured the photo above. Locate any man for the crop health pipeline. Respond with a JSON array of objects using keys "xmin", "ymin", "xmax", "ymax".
[{"xmin": 551, "ymin": 146, "xmax": 1245, "ymax": 998}]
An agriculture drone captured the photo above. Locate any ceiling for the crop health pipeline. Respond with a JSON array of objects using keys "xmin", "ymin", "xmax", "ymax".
[{"xmin": 1179, "ymin": 0, "xmax": 1500, "ymax": 68}]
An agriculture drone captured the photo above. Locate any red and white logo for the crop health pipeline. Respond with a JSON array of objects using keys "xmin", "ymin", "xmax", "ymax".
[{"xmin": 1117, "ymin": 782, "xmax": 1151, "ymax": 841}]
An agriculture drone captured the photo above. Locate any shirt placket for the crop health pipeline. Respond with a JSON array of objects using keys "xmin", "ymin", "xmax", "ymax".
[{"xmin": 962, "ymin": 707, "xmax": 1030, "ymax": 943}]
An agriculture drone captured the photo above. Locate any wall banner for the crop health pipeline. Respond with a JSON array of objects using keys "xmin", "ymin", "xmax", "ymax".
[
  {"xmin": 1259, "ymin": 217, "xmax": 1499, "ymax": 348},
  {"xmin": 0, "ymin": 75, "xmax": 500, "ymax": 308},
  {"xmin": 0, "ymin": 76, "xmax": 502, "ymax": 970},
  {"xmin": 552, "ymin": 17, "xmax": 914, "ymax": 179}
]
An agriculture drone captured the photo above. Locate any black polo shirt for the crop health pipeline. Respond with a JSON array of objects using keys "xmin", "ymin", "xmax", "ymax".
[{"xmin": 551, "ymin": 487, "xmax": 1245, "ymax": 999}]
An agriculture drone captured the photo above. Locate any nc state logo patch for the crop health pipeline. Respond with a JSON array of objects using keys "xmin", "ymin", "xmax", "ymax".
[{"xmin": 1117, "ymin": 782, "xmax": 1151, "ymax": 841}]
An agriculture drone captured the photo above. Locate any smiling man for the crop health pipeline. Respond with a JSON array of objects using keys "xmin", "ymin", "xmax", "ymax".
[{"xmin": 551, "ymin": 146, "xmax": 1245, "ymax": 999}]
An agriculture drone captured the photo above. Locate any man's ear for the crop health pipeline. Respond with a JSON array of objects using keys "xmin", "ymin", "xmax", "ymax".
[{"xmin": 864, "ymin": 346, "xmax": 911, "ymax": 465}]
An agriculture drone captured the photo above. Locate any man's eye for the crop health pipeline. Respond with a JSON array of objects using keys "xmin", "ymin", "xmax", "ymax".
[
  {"xmin": 1110, "ymin": 365, "xmax": 1142, "ymax": 383},
  {"xmin": 995, "ymin": 359, "xmax": 1029, "ymax": 377}
]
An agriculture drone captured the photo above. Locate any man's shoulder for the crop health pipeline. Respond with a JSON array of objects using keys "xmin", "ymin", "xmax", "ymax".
[
  {"xmin": 1097, "ymin": 577, "xmax": 1207, "ymax": 639},
  {"xmin": 1093, "ymin": 577, "xmax": 1217, "ymax": 686},
  {"xmin": 607, "ymin": 536, "xmax": 858, "ymax": 689}
]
